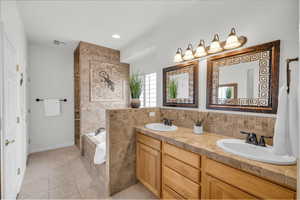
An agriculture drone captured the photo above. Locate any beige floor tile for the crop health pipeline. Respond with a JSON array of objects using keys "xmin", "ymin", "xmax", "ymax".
[
  {"xmin": 18, "ymin": 191, "xmax": 49, "ymax": 200},
  {"xmin": 78, "ymin": 184, "xmax": 107, "ymax": 199},
  {"xmin": 20, "ymin": 177, "xmax": 49, "ymax": 194},
  {"xmin": 111, "ymin": 183, "xmax": 157, "ymax": 200},
  {"xmin": 49, "ymin": 174, "xmax": 76, "ymax": 190},
  {"xmin": 20, "ymin": 146, "xmax": 156, "ymax": 200},
  {"xmin": 49, "ymin": 183, "xmax": 81, "ymax": 199}
]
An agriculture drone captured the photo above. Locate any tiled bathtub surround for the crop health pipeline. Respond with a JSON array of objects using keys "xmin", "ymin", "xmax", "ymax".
[
  {"xmin": 81, "ymin": 135, "xmax": 108, "ymax": 196},
  {"xmin": 74, "ymin": 41, "xmax": 129, "ymax": 147},
  {"xmin": 106, "ymin": 108, "xmax": 160, "ymax": 195},
  {"xmin": 105, "ymin": 107, "xmax": 276, "ymax": 195}
]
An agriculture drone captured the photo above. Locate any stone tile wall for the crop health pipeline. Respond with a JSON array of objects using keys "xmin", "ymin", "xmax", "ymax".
[
  {"xmin": 160, "ymin": 108, "xmax": 276, "ymax": 140},
  {"xmin": 74, "ymin": 41, "xmax": 129, "ymax": 148},
  {"xmin": 106, "ymin": 107, "xmax": 161, "ymax": 195}
]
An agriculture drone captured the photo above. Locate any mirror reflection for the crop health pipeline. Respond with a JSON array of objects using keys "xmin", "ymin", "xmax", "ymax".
[{"xmin": 212, "ymin": 50, "xmax": 270, "ymax": 106}]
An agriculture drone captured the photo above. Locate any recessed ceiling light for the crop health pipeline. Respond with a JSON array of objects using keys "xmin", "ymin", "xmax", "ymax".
[{"xmin": 112, "ymin": 34, "xmax": 121, "ymax": 39}]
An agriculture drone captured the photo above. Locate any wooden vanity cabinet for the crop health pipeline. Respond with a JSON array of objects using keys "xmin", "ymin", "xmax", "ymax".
[
  {"xmin": 202, "ymin": 157, "xmax": 296, "ymax": 200},
  {"xmin": 136, "ymin": 132, "xmax": 296, "ymax": 200},
  {"xmin": 136, "ymin": 133, "xmax": 161, "ymax": 197}
]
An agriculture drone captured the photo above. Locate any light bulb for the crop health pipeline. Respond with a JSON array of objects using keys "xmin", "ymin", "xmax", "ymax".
[
  {"xmin": 174, "ymin": 48, "xmax": 183, "ymax": 63},
  {"xmin": 208, "ymin": 34, "xmax": 223, "ymax": 54},
  {"xmin": 183, "ymin": 44, "xmax": 194, "ymax": 61},
  {"xmin": 224, "ymin": 28, "xmax": 241, "ymax": 49},
  {"xmin": 194, "ymin": 40, "xmax": 207, "ymax": 58}
]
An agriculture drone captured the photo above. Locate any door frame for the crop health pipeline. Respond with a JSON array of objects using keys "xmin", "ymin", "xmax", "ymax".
[
  {"xmin": 0, "ymin": 21, "xmax": 20, "ymax": 199},
  {"xmin": 0, "ymin": 21, "xmax": 5, "ymax": 199}
]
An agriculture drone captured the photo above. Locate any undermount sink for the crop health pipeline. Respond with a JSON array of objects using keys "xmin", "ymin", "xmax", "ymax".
[
  {"xmin": 145, "ymin": 123, "xmax": 177, "ymax": 132},
  {"xmin": 217, "ymin": 139, "xmax": 296, "ymax": 165}
]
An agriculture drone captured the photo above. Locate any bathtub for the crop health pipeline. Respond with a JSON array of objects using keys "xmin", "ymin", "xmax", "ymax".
[
  {"xmin": 85, "ymin": 131, "xmax": 106, "ymax": 165},
  {"xmin": 81, "ymin": 131, "xmax": 108, "ymax": 196},
  {"xmin": 87, "ymin": 131, "xmax": 106, "ymax": 144}
]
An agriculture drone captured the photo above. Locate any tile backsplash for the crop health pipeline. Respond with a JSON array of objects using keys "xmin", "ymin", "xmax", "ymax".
[{"xmin": 160, "ymin": 108, "xmax": 276, "ymax": 139}]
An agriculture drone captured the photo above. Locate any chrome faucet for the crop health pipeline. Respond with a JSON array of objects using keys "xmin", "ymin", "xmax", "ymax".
[{"xmin": 95, "ymin": 127, "xmax": 105, "ymax": 136}]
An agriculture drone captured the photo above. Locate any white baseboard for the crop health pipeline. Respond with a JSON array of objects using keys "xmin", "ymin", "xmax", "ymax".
[{"xmin": 29, "ymin": 141, "xmax": 75, "ymax": 154}]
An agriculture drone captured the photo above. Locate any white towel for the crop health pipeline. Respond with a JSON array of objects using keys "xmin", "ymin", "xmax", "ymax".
[
  {"xmin": 288, "ymin": 71, "xmax": 299, "ymax": 157},
  {"xmin": 94, "ymin": 142, "xmax": 106, "ymax": 165},
  {"xmin": 272, "ymin": 86, "xmax": 292, "ymax": 156},
  {"xmin": 43, "ymin": 99, "xmax": 61, "ymax": 116}
]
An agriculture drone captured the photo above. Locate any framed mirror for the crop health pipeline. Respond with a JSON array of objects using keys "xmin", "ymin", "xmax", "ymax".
[
  {"xmin": 207, "ymin": 40, "xmax": 280, "ymax": 113},
  {"xmin": 163, "ymin": 61, "xmax": 198, "ymax": 108}
]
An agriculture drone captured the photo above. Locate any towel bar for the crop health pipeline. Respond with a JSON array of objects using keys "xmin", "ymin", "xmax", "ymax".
[
  {"xmin": 286, "ymin": 57, "xmax": 298, "ymax": 93},
  {"xmin": 36, "ymin": 98, "xmax": 67, "ymax": 102}
]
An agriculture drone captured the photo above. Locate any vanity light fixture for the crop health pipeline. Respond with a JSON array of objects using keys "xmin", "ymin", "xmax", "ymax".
[
  {"xmin": 174, "ymin": 48, "xmax": 183, "ymax": 63},
  {"xmin": 208, "ymin": 34, "xmax": 223, "ymax": 54},
  {"xmin": 173, "ymin": 28, "xmax": 247, "ymax": 63},
  {"xmin": 224, "ymin": 28, "xmax": 247, "ymax": 49},
  {"xmin": 194, "ymin": 40, "xmax": 207, "ymax": 58},
  {"xmin": 183, "ymin": 44, "xmax": 195, "ymax": 61}
]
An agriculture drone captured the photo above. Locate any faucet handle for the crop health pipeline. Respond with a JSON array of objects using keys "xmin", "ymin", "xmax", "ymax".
[
  {"xmin": 162, "ymin": 118, "xmax": 174, "ymax": 126},
  {"xmin": 162, "ymin": 118, "xmax": 168, "ymax": 124},
  {"xmin": 240, "ymin": 131, "xmax": 258, "ymax": 145},
  {"xmin": 249, "ymin": 133, "xmax": 258, "ymax": 145},
  {"xmin": 258, "ymin": 136, "xmax": 273, "ymax": 147}
]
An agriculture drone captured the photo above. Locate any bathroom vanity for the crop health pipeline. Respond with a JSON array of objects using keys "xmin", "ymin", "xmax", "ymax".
[{"xmin": 136, "ymin": 126, "xmax": 296, "ymax": 199}]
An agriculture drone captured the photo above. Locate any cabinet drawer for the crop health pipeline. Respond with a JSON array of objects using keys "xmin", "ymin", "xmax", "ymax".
[
  {"xmin": 164, "ymin": 143, "xmax": 200, "ymax": 168},
  {"xmin": 137, "ymin": 133, "xmax": 161, "ymax": 151},
  {"xmin": 163, "ymin": 185, "xmax": 184, "ymax": 199},
  {"xmin": 204, "ymin": 158, "xmax": 295, "ymax": 199},
  {"xmin": 164, "ymin": 166, "xmax": 200, "ymax": 199},
  {"xmin": 164, "ymin": 154, "xmax": 200, "ymax": 183}
]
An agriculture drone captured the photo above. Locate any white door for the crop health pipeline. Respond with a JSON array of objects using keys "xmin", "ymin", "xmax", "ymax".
[{"xmin": 2, "ymin": 28, "xmax": 18, "ymax": 199}]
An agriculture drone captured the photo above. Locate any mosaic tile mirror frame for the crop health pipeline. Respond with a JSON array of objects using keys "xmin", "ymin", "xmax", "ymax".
[
  {"xmin": 163, "ymin": 61, "xmax": 199, "ymax": 108},
  {"xmin": 206, "ymin": 40, "xmax": 280, "ymax": 113}
]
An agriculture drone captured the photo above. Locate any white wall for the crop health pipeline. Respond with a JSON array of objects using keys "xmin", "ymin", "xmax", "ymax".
[
  {"xmin": 0, "ymin": 0, "xmax": 28, "ymax": 193},
  {"xmin": 219, "ymin": 62, "xmax": 259, "ymax": 98},
  {"xmin": 29, "ymin": 43, "xmax": 74, "ymax": 153},
  {"xmin": 121, "ymin": 0, "xmax": 298, "ymax": 117}
]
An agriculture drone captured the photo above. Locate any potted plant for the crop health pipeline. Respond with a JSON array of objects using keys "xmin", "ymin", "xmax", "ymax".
[
  {"xmin": 225, "ymin": 87, "xmax": 232, "ymax": 99},
  {"xmin": 129, "ymin": 72, "xmax": 143, "ymax": 108},
  {"xmin": 168, "ymin": 79, "xmax": 178, "ymax": 101},
  {"xmin": 193, "ymin": 119, "xmax": 204, "ymax": 134}
]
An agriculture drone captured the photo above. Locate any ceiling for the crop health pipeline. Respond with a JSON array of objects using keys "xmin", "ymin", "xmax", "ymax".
[{"xmin": 17, "ymin": 0, "xmax": 222, "ymax": 50}]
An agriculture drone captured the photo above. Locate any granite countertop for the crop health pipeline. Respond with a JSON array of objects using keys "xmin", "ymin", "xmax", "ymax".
[{"xmin": 135, "ymin": 126, "xmax": 297, "ymax": 190}]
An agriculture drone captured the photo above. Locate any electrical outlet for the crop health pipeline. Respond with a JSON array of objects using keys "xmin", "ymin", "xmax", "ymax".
[{"xmin": 149, "ymin": 112, "xmax": 156, "ymax": 117}]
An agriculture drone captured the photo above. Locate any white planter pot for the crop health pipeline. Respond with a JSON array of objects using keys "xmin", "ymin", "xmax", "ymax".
[{"xmin": 193, "ymin": 125, "xmax": 203, "ymax": 134}]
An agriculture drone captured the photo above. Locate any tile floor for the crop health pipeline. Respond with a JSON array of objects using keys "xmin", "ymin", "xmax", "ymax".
[{"xmin": 19, "ymin": 146, "xmax": 157, "ymax": 199}]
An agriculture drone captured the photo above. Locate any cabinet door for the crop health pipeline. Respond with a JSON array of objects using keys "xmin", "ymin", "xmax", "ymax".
[
  {"xmin": 205, "ymin": 175, "xmax": 256, "ymax": 199},
  {"xmin": 137, "ymin": 142, "xmax": 161, "ymax": 197}
]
